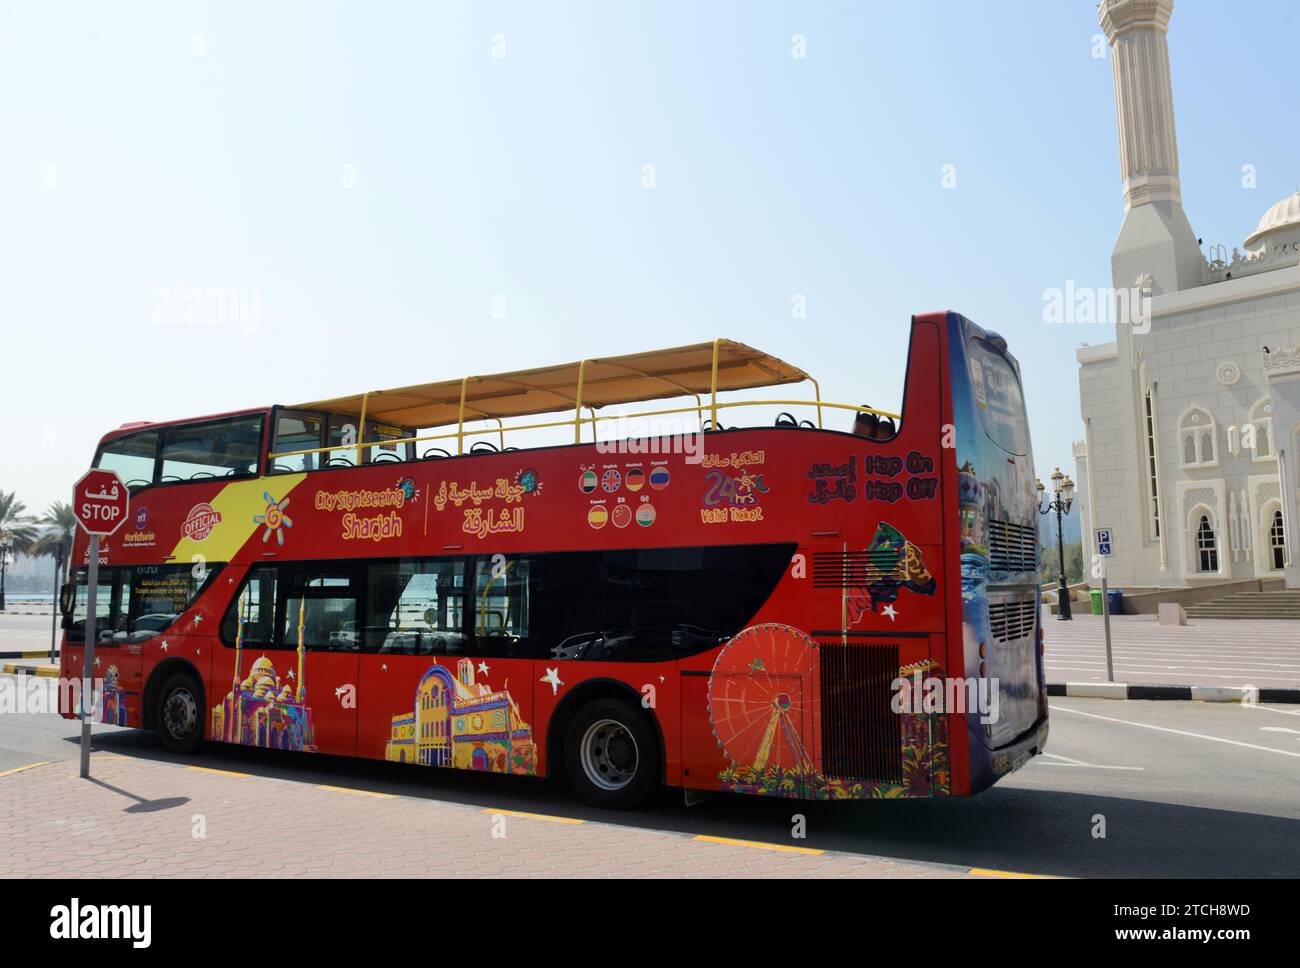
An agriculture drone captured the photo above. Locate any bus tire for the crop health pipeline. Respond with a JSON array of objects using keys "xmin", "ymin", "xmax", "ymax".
[
  {"xmin": 156, "ymin": 671, "xmax": 203, "ymax": 754},
  {"xmin": 564, "ymin": 698, "xmax": 658, "ymax": 809}
]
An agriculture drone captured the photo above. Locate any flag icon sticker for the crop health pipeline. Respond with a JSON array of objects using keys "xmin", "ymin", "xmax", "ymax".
[
  {"xmin": 612, "ymin": 504, "xmax": 633, "ymax": 529},
  {"xmin": 580, "ymin": 470, "xmax": 598, "ymax": 493},
  {"xmin": 601, "ymin": 469, "xmax": 622, "ymax": 493},
  {"xmin": 588, "ymin": 505, "xmax": 609, "ymax": 529},
  {"xmin": 625, "ymin": 468, "xmax": 645, "ymax": 492},
  {"xmin": 649, "ymin": 467, "xmax": 670, "ymax": 490},
  {"xmin": 636, "ymin": 504, "xmax": 656, "ymax": 527}
]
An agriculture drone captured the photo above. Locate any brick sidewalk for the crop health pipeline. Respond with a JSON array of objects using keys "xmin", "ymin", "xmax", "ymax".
[
  {"xmin": 0, "ymin": 755, "xmax": 986, "ymax": 878},
  {"xmin": 1043, "ymin": 613, "xmax": 1300, "ymax": 689}
]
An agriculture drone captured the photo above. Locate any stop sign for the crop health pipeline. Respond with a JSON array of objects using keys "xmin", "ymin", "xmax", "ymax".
[{"xmin": 73, "ymin": 468, "xmax": 131, "ymax": 537}]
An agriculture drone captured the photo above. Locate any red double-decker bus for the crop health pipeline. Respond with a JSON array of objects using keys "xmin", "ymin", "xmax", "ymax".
[{"xmin": 60, "ymin": 312, "xmax": 1047, "ymax": 807}]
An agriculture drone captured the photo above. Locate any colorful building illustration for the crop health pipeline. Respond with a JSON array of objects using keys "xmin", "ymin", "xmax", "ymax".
[
  {"xmin": 709, "ymin": 625, "xmax": 949, "ymax": 800},
  {"xmin": 385, "ymin": 658, "xmax": 536, "ymax": 775},
  {"xmin": 210, "ymin": 608, "xmax": 316, "ymax": 751},
  {"xmin": 101, "ymin": 665, "xmax": 129, "ymax": 726},
  {"xmin": 957, "ymin": 460, "xmax": 986, "ymax": 553}
]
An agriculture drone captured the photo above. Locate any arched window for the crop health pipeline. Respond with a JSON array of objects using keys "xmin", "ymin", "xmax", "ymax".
[
  {"xmin": 1270, "ymin": 510, "xmax": 1286, "ymax": 571},
  {"xmin": 1179, "ymin": 407, "xmax": 1217, "ymax": 468},
  {"xmin": 1247, "ymin": 398, "xmax": 1274, "ymax": 461},
  {"xmin": 1196, "ymin": 515, "xmax": 1218, "ymax": 573}
]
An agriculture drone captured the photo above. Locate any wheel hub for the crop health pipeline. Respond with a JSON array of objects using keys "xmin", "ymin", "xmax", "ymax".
[
  {"xmin": 164, "ymin": 688, "xmax": 197, "ymax": 740},
  {"xmin": 579, "ymin": 718, "xmax": 639, "ymax": 791}
]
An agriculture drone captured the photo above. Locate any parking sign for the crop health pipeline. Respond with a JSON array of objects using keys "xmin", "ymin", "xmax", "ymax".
[{"xmin": 1095, "ymin": 528, "xmax": 1113, "ymax": 556}]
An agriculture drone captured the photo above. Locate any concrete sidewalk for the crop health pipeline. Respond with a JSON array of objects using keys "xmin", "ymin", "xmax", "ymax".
[
  {"xmin": 0, "ymin": 755, "xmax": 994, "ymax": 879},
  {"xmin": 1043, "ymin": 613, "xmax": 1300, "ymax": 690}
]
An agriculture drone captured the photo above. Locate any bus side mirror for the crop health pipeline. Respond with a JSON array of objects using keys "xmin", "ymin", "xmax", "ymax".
[{"xmin": 59, "ymin": 583, "xmax": 75, "ymax": 626}]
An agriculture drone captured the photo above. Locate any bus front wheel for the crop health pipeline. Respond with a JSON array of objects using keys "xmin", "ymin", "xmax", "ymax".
[
  {"xmin": 564, "ymin": 698, "xmax": 658, "ymax": 809},
  {"xmin": 156, "ymin": 672, "xmax": 203, "ymax": 754}
]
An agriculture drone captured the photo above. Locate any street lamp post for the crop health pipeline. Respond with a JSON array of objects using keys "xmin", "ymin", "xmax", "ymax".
[
  {"xmin": 1038, "ymin": 468, "xmax": 1076, "ymax": 621},
  {"xmin": 49, "ymin": 538, "xmax": 67, "ymax": 662}
]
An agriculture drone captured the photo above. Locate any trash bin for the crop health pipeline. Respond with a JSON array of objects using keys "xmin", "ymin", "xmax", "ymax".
[
  {"xmin": 1090, "ymin": 589, "xmax": 1104, "ymax": 615},
  {"xmin": 1106, "ymin": 589, "xmax": 1123, "ymax": 615}
]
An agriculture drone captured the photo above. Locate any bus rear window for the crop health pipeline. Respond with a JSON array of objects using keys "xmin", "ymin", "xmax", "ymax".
[{"xmin": 967, "ymin": 340, "xmax": 1029, "ymax": 456}]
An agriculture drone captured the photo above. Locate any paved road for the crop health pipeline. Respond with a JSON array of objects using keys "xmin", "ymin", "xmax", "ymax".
[
  {"xmin": 1044, "ymin": 614, "xmax": 1300, "ymax": 688},
  {"xmin": 0, "ymin": 613, "xmax": 58, "ymax": 654},
  {"xmin": 2, "ymin": 672, "xmax": 1297, "ymax": 877}
]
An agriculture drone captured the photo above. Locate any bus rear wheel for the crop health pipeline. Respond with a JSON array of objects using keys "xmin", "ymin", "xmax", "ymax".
[
  {"xmin": 564, "ymin": 698, "xmax": 658, "ymax": 810},
  {"xmin": 156, "ymin": 672, "xmax": 203, "ymax": 754}
]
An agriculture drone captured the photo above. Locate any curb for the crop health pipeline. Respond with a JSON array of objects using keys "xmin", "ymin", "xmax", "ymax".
[
  {"xmin": 1047, "ymin": 682, "xmax": 1300, "ymax": 704},
  {"xmin": 0, "ymin": 611, "xmax": 55, "ymax": 616},
  {"xmin": 1, "ymin": 663, "xmax": 59, "ymax": 678},
  {"xmin": 0, "ymin": 650, "xmax": 59, "ymax": 660}
]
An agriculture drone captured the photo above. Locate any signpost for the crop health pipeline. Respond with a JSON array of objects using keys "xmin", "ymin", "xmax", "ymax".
[
  {"xmin": 72, "ymin": 469, "xmax": 130, "ymax": 779},
  {"xmin": 1093, "ymin": 528, "xmax": 1115, "ymax": 682}
]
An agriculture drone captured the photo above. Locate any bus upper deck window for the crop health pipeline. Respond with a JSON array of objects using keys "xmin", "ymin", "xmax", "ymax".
[
  {"xmin": 159, "ymin": 415, "xmax": 264, "ymax": 482},
  {"xmin": 95, "ymin": 430, "xmax": 159, "ymax": 491},
  {"xmin": 273, "ymin": 412, "xmax": 325, "ymax": 473}
]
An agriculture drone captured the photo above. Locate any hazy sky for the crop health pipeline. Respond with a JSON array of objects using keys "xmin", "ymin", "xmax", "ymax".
[{"xmin": 2, "ymin": 0, "xmax": 1297, "ymax": 514}]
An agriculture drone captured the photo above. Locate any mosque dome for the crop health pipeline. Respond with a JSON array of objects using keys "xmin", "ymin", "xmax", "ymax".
[
  {"xmin": 249, "ymin": 655, "xmax": 277, "ymax": 677},
  {"xmin": 1245, "ymin": 191, "xmax": 1300, "ymax": 250}
]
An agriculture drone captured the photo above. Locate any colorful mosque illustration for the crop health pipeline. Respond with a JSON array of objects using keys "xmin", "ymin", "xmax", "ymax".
[
  {"xmin": 385, "ymin": 658, "xmax": 536, "ymax": 775},
  {"xmin": 101, "ymin": 665, "xmax": 129, "ymax": 726},
  {"xmin": 210, "ymin": 627, "xmax": 316, "ymax": 752}
]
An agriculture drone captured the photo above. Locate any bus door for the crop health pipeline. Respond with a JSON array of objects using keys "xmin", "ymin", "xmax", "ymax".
[
  {"xmin": 215, "ymin": 563, "xmax": 358, "ymax": 756},
  {"xmin": 68, "ymin": 564, "xmax": 144, "ymax": 727}
]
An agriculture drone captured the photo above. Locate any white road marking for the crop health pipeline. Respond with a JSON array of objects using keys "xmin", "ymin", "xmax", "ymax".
[
  {"xmin": 1242, "ymin": 704, "xmax": 1300, "ymax": 718},
  {"xmin": 1049, "ymin": 703, "xmax": 1300, "ymax": 760},
  {"xmin": 1033, "ymin": 751, "xmax": 1143, "ymax": 771}
]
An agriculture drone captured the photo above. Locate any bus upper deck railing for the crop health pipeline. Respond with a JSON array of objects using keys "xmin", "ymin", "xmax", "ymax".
[{"xmin": 266, "ymin": 397, "xmax": 903, "ymax": 465}]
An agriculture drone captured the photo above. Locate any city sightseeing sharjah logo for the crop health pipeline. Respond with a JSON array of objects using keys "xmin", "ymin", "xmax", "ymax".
[{"xmin": 254, "ymin": 492, "xmax": 293, "ymax": 545}]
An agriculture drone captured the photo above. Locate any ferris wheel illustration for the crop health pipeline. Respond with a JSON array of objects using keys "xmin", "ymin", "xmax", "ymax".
[{"xmin": 708, "ymin": 624, "xmax": 819, "ymax": 776}]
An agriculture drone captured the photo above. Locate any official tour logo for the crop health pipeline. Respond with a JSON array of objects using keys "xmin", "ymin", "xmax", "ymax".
[{"xmin": 181, "ymin": 503, "xmax": 222, "ymax": 542}]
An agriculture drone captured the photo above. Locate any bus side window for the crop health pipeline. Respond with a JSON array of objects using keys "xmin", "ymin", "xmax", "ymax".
[
  {"xmin": 362, "ymin": 559, "xmax": 466, "ymax": 655},
  {"xmin": 221, "ymin": 566, "xmax": 279, "ymax": 647},
  {"xmin": 470, "ymin": 557, "xmax": 532, "ymax": 656},
  {"xmin": 272, "ymin": 412, "xmax": 325, "ymax": 473},
  {"xmin": 69, "ymin": 566, "xmax": 119, "ymax": 645},
  {"xmin": 279, "ymin": 568, "xmax": 359, "ymax": 650}
]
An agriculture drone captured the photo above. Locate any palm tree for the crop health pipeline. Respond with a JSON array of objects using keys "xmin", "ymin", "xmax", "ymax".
[
  {"xmin": 30, "ymin": 500, "xmax": 75, "ymax": 657},
  {"xmin": 30, "ymin": 501, "xmax": 76, "ymax": 585},
  {"xmin": 0, "ymin": 491, "xmax": 37, "ymax": 611}
]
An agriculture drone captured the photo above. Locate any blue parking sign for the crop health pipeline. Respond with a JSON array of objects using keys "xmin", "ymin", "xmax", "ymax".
[{"xmin": 1095, "ymin": 528, "xmax": 1112, "ymax": 556}]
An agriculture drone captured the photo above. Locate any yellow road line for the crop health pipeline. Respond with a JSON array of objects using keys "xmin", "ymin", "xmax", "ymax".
[
  {"xmin": 186, "ymin": 765, "xmax": 252, "ymax": 778},
  {"xmin": 482, "ymin": 807, "xmax": 584, "ymax": 824},
  {"xmin": 968, "ymin": 867, "xmax": 1054, "ymax": 879},
  {"xmin": 0, "ymin": 761, "xmax": 52, "ymax": 779},
  {"xmin": 1, "ymin": 663, "xmax": 58, "ymax": 678},
  {"xmin": 317, "ymin": 784, "xmax": 398, "ymax": 799},
  {"xmin": 694, "ymin": 834, "xmax": 824, "ymax": 856}
]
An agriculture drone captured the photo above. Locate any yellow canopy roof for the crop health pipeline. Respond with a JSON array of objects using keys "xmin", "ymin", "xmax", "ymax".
[{"xmin": 291, "ymin": 339, "xmax": 811, "ymax": 428}]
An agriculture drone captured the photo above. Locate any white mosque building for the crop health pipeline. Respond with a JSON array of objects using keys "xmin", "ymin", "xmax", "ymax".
[{"xmin": 1073, "ymin": 0, "xmax": 1300, "ymax": 595}]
